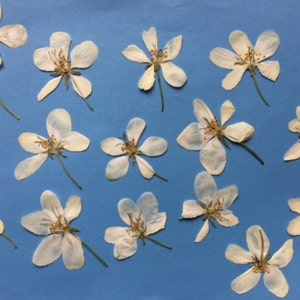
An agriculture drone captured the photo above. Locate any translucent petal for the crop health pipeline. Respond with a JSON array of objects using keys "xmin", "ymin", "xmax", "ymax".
[
  {"xmin": 288, "ymin": 198, "xmax": 300, "ymax": 213},
  {"xmin": 181, "ymin": 200, "xmax": 204, "ymax": 218},
  {"xmin": 64, "ymin": 195, "xmax": 81, "ymax": 222},
  {"xmin": 49, "ymin": 32, "xmax": 71, "ymax": 56},
  {"xmin": 33, "ymin": 48, "xmax": 56, "ymax": 71},
  {"xmin": 0, "ymin": 24, "xmax": 27, "ymax": 48},
  {"xmin": 145, "ymin": 212, "xmax": 166, "ymax": 235},
  {"xmin": 231, "ymin": 268, "xmax": 260, "ymax": 294},
  {"xmin": 220, "ymin": 100, "xmax": 235, "ymax": 125},
  {"xmin": 62, "ymin": 233, "xmax": 84, "ymax": 270},
  {"xmin": 193, "ymin": 98, "xmax": 214, "ymax": 127},
  {"xmin": 37, "ymin": 76, "xmax": 62, "ymax": 101},
  {"xmin": 229, "ymin": 30, "xmax": 253, "ymax": 55},
  {"xmin": 195, "ymin": 219, "xmax": 209, "ymax": 243},
  {"xmin": 32, "ymin": 234, "xmax": 62, "ymax": 267},
  {"xmin": 194, "ymin": 171, "xmax": 217, "ymax": 202},
  {"xmin": 104, "ymin": 227, "xmax": 128, "ymax": 243},
  {"xmin": 122, "ymin": 45, "xmax": 149, "ymax": 63},
  {"xmin": 14, "ymin": 154, "xmax": 48, "ymax": 180},
  {"xmin": 263, "ymin": 266, "xmax": 289, "ymax": 298},
  {"xmin": 113, "ymin": 235, "xmax": 138, "ymax": 260},
  {"xmin": 269, "ymin": 239, "xmax": 293, "ymax": 268},
  {"xmin": 136, "ymin": 156, "xmax": 154, "ymax": 179},
  {"xmin": 139, "ymin": 136, "xmax": 167, "ymax": 156},
  {"xmin": 40, "ymin": 190, "xmax": 63, "ymax": 215},
  {"xmin": 70, "ymin": 41, "xmax": 98, "ymax": 69},
  {"xmin": 126, "ymin": 117, "xmax": 145, "ymax": 142},
  {"xmin": 176, "ymin": 122, "xmax": 204, "ymax": 150},
  {"xmin": 215, "ymin": 185, "xmax": 238, "ymax": 209},
  {"xmin": 225, "ymin": 244, "xmax": 252, "ymax": 264},
  {"xmin": 287, "ymin": 216, "xmax": 300, "ymax": 236},
  {"xmin": 18, "ymin": 133, "xmax": 47, "ymax": 154},
  {"xmin": 257, "ymin": 61, "xmax": 280, "ymax": 81},
  {"xmin": 21, "ymin": 211, "xmax": 53, "ymax": 235},
  {"xmin": 210, "ymin": 47, "xmax": 238, "ymax": 69},
  {"xmin": 217, "ymin": 210, "xmax": 239, "ymax": 227},
  {"xmin": 224, "ymin": 122, "xmax": 254, "ymax": 143},
  {"xmin": 101, "ymin": 137, "xmax": 125, "ymax": 156},
  {"xmin": 246, "ymin": 225, "xmax": 270, "ymax": 259},
  {"xmin": 142, "ymin": 27, "xmax": 157, "ymax": 53},
  {"xmin": 138, "ymin": 65, "xmax": 155, "ymax": 90},
  {"xmin": 200, "ymin": 138, "xmax": 226, "ymax": 175},
  {"xmin": 284, "ymin": 142, "xmax": 300, "ymax": 161},
  {"xmin": 46, "ymin": 108, "xmax": 71, "ymax": 141},
  {"xmin": 62, "ymin": 131, "xmax": 90, "ymax": 152},
  {"xmin": 70, "ymin": 75, "xmax": 92, "ymax": 99},
  {"xmin": 222, "ymin": 66, "xmax": 247, "ymax": 90},
  {"xmin": 255, "ymin": 30, "xmax": 280, "ymax": 60},
  {"xmin": 161, "ymin": 62, "xmax": 187, "ymax": 87},
  {"xmin": 105, "ymin": 156, "xmax": 129, "ymax": 180},
  {"xmin": 118, "ymin": 198, "xmax": 137, "ymax": 226},
  {"xmin": 164, "ymin": 35, "xmax": 182, "ymax": 60}
]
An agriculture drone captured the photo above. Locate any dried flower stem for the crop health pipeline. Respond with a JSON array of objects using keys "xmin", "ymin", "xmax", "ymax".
[
  {"xmin": 1, "ymin": 233, "xmax": 17, "ymax": 248},
  {"xmin": 251, "ymin": 71, "xmax": 270, "ymax": 106},
  {"xmin": 0, "ymin": 99, "xmax": 20, "ymax": 120},
  {"xmin": 144, "ymin": 235, "xmax": 172, "ymax": 250},
  {"xmin": 83, "ymin": 98, "xmax": 94, "ymax": 111},
  {"xmin": 239, "ymin": 142, "xmax": 264, "ymax": 165},
  {"xmin": 155, "ymin": 70, "xmax": 165, "ymax": 112},
  {"xmin": 81, "ymin": 239, "xmax": 107, "ymax": 267},
  {"xmin": 154, "ymin": 172, "xmax": 168, "ymax": 181}
]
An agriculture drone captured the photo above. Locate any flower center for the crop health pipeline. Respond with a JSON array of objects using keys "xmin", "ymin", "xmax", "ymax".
[
  {"xmin": 150, "ymin": 48, "xmax": 168, "ymax": 68},
  {"xmin": 236, "ymin": 46, "xmax": 265, "ymax": 72},
  {"xmin": 202, "ymin": 116, "xmax": 224, "ymax": 139},
  {"xmin": 126, "ymin": 211, "xmax": 146, "ymax": 238},
  {"xmin": 35, "ymin": 134, "xmax": 61, "ymax": 156},
  {"xmin": 200, "ymin": 199, "xmax": 228, "ymax": 225},
  {"xmin": 121, "ymin": 138, "xmax": 138, "ymax": 159},
  {"xmin": 49, "ymin": 49, "xmax": 71, "ymax": 76}
]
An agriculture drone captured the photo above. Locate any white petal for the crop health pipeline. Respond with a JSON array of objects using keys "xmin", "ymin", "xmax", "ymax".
[
  {"xmin": 18, "ymin": 133, "xmax": 47, "ymax": 154},
  {"xmin": 122, "ymin": 45, "xmax": 149, "ymax": 63},
  {"xmin": 255, "ymin": 30, "xmax": 280, "ymax": 60},
  {"xmin": 176, "ymin": 123, "xmax": 204, "ymax": 150},
  {"xmin": 101, "ymin": 137, "xmax": 125, "ymax": 156},
  {"xmin": 287, "ymin": 216, "xmax": 300, "ymax": 236},
  {"xmin": 200, "ymin": 138, "xmax": 226, "ymax": 175},
  {"xmin": 33, "ymin": 48, "xmax": 56, "ymax": 71},
  {"xmin": 14, "ymin": 154, "xmax": 48, "ymax": 180},
  {"xmin": 224, "ymin": 122, "xmax": 254, "ymax": 143},
  {"xmin": 246, "ymin": 225, "xmax": 270, "ymax": 259},
  {"xmin": 46, "ymin": 108, "xmax": 71, "ymax": 140},
  {"xmin": 222, "ymin": 66, "xmax": 247, "ymax": 90},
  {"xmin": 194, "ymin": 171, "xmax": 217, "ymax": 202},
  {"xmin": 40, "ymin": 190, "xmax": 63, "ymax": 215},
  {"xmin": 70, "ymin": 75, "xmax": 92, "ymax": 99},
  {"xmin": 62, "ymin": 131, "xmax": 90, "ymax": 152},
  {"xmin": 145, "ymin": 212, "xmax": 166, "ymax": 235},
  {"xmin": 37, "ymin": 76, "xmax": 62, "ymax": 101},
  {"xmin": 225, "ymin": 244, "xmax": 252, "ymax": 264},
  {"xmin": 113, "ymin": 236, "xmax": 138, "ymax": 260},
  {"xmin": 288, "ymin": 118, "xmax": 300, "ymax": 133},
  {"xmin": 257, "ymin": 61, "xmax": 280, "ymax": 81},
  {"xmin": 195, "ymin": 219, "xmax": 209, "ymax": 243},
  {"xmin": 105, "ymin": 156, "xmax": 129, "ymax": 180},
  {"xmin": 64, "ymin": 195, "xmax": 81, "ymax": 222},
  {"xmin": 70, "ymin": 41, "xmax": 98, "ymax": 68},
  {"xmin": 138, "ymin": 65, "xmax": 155, "ymax": 90},
  {"xmin": 62, "ymin": 233, "xmax": 84, "ymax": 270},
  {"xmin": 164, "ymin": 35, "xmax": 182, "ymax": 60},
  {"xmin": 217, "ymin": 210, "xmax": 239, "ymax": 227},
  {"xmin": 0, "ymin": 6, "xmax": 2, "ymax": 21},
  {"xmin": 139, "ymin": 137, "xmax": 167, "ymax": 156},
  {"xmin": 284, "ymin": 142, "xmax": 300, "ymax": 161},
  {"xmin": 0, "ymin": 24, "xmax": 27, "ymax": 48},
  {"xmin": 288, "ymin": 198, "xmax": 300, "ymax": 213},
  {"xmin": 229, "ymin": 30, "xmax": 253, "ymax": 55},
  {"xmin": 215, "ymin": 185, "xmax": 238, "ymax": 209},
  {"xmin": 193, "ymin": 98, "xmax": 214, "ymax": 127},
  {"xmin": 32, "ymin": 234, "xmax": 62, "ymax": 267},
  {"xmin": 136, "ymin": 156, "xmax": 155, "ymax": 179},
  {"xmin": 0, "ymin": 220, "xmax": 3, "ymax": 234},
  {"xmin": 104, "ymin": 227, "xmax": 128, "ymax": 243},
  {"xmin": 263, "ymin": 266, "xmax": 289, "ymax": 298},
  {"xmin": 220, "ymin": 100, "xmax": 235, "ymax": 125},
  {"xmin": 50, "ymin": 32, "xmax": 71, "ymax": 55},
  {"xmin": 21, "ymin": 211, "xmax": 52, "ymax": 235},
  {"xmin": 269, "ymin": 239, "xmax": 293, "ymax": 268},
  {"xmin": 210, "ymin": 47, "xmax": 238, "ymax": 69},
  {"xmin": 231, "ymin": 268, "xmax": 260, "ymax": 294},
  {"xmin": 142, "ymin": 27, "xmax": 157, "ymax": 53},
  {"xmin": 118, "ymin": 198, "xmax": 137, "ymax": 226},
  {"xmin": 181, "ymin": 200, "xmax": 204, "ymax": 218},
  {"xmin": 161, "ymin": 62, "xmax": 187, "ymax": 87},
  {"xmin": 126, "ymin": 117, "xmax": 145, "ymax": 142}
]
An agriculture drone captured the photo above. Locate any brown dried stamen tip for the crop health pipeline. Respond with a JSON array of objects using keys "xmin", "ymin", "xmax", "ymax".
[
  {"xmin": 150, "ymin": 48, "xmax": 168, "ymax": 65},
  {"xmin": 126, "ymin": 211, "xmax": 146, "ymax": 237},
  {"xmin": 121, "ymin": 138, "xmax": 137, "ymax": 157},
  {"xmin": 49, "ymin": 49, "xmax": 71, "ymax": 75},
  {"xmin": 35, "ymin": 135, "xmax": 61, "ymax": 155}
]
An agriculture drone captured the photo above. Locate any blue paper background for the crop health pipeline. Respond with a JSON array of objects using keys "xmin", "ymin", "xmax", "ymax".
[{"xmin": 0, "ymin": 0, "xmax": 300, "ymax": 299}]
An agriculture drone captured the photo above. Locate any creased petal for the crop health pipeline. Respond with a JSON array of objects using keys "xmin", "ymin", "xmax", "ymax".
[
  {"xmin": 222, "ymin": 66, "xmax": 247, "ymax": 90},
  {"xmin": 255, "ymin": 30, "xmax": 280, "ymax": 60},
  {"xmin": 62, "ymin": 131, "xmax": 90, "ymax": 152},
  {"xmin": 181, "ymin": 200, "xmax": 204, "ymax": 218},
  {"xmin": 195, "ymin": 219, "xmax": 209, "ymax": 243},
  {"xmin": 136, "ymin": 156, "xmax": 154, "ymax": 179},
  {"xmin": 33, "ymin": 48, "xmax": 56, "ymax": 71},
  {"xmin": 288, "ymin": 198, "xmax": 300, "ymax": 214},
  {"xmin": 284, "ymin": 142, "xmax": 300, "ymax": 161},
  {"xmin": 229, "ymin": 30, "xmax": 253, "ymax": 55},
  {"xmin": 46, "ymin": 108, "xmax": 71, "ymax": 140},
  {"xmin": 70, "ymin": 41, "xmax": 98, "ymax": 69},
  {"xmin": 225, "ymin": 244, "xmax": 252, "ymax": 264},
  {"xmin": 122, "ymin": 45, "xmax": 150, "ymax": 63},
  {"xmin": 142, "ymin": 27, "xmax": 157, "ymax": 53},
  {"xmin": 50, "ymin": 32, "xmax": 71, "ymax": 56},
  {"xmin": 138, "ymin": 65, "xmax": 155, "ymax": 90},
  {"xmin": 210, "ymin": 47, "xmax": 238, "ymax": 69},
  {"xmin": 224, "ymin": 122, "xmax": 254, "ymax": 143},
  {"xmin": 176, "ymin": 122, "xmax": 204, "ymax": 150},
  {"xmin": 62, "ymin": 233, "xmax": 84, "ymax": 270},
  {"xmin": 40, "ymin": 190, "xmax": 63, "ymax": 215},
  {"xmin": 220, "ymin": 100, "xmax": 235, "ymax": 125},
  {"xmin": 161, "ymin": 62, "xmax": 186, "ymax": 87},
  {"xmin": 113, "ymin": 236, "xmax": 138, "ymax": 260},
  {"xmin": 70, "ymin": 75, "xmax": 92, "ymax": 99},
  {"xmin": 126, "ymin": 117, "xmax": 145, "ymax": 142},
  {"xmin": 101, "ymin": 137, "xmax": 125, "ymax": 156},
  {"xmin": 18, "ymin": 133, "xmax": 47, "ymax": 154},
  {"xmin": 105, "ymin": 156, "xmax": 129, "ymax": 180},
  {"xmin": 64, "ymin": 195, "xmax": 81, "ymax": 222},
  {"xmin": 193, "ymin": 98, "xmax": 214, "ymax": 127},
  {"xmin": 104, "ymin": 227, "xmax": 128, "ymax": 243},
  {"xmin": 257, "ymin": 61, "xmax": 280, "ymax": 81},
  {"xmin": 247, "ymin": 225, "xmax": 270, "ymax": 259},
  {"xmin": 287, "ymin": 216, "xmax": 300, "ymax": 236},
  {"xmin": 231, "ymin": 268, "xmax": 260, "ymax": 294},
  {"xmin": 139, "ymin": 136, "xmax": 167, "ymax": 156},
  {"xmin": 0, "ymin": 24, "xmax": 27, "ymax": 48},
  {"xmin": 194, "ymin": 171, "xmax": 217, "ymax": 202},
  {"xmin": 21, "ymin": 211, "xmax": 53, "ymax": 235},
  {"xmin": 37, "ymin": 76, "xmax": 62, "ymax": 101},
  {"xmin": 269, "ymin": 239, "xmax": 293, "ymax": 268},
  {"xmin": 165, "ymin": 35, "xmax": 182, "ymax": 60},
  {"xmin": 217, "ymin": 210, "xmax": 239, "ymax": 227}
]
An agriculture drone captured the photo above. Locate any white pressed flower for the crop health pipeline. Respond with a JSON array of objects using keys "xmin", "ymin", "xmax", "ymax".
[
  {"xmin": 33, "ymin": 32, "xmax": 98, "ymax": 110},
  {"xmin": 104, "ymin": 192, "xmax": 171, "ymax": 260},
  {"xmin": 287, "ymin": 198, "xmax": 300, "ymax": 236},
  {"xmin": 122, "ymin": 26, "xmax": 186, "ymax": 111},
  {"xmin": 14, "ymin": 108, "xmax": 90, "ymax": 189},
  {"xmin": 284, "ymin": 106, "xmax": 300, "ymax": 161},
  {"xmin": 21, "ymin": 190, "xmax": 107, "ymax": 269},
  {"xmin": 225, "ymin": 225, "xmax": 293, "ymax": 298},
  {"xmin": 101, "ymin": 117, "xmax": 168, "ymax": 181},
  {"xmin": 181, "ymin": 171, "xmax": 238, "ymax": 243},
  {"xmin": 210, "ymin": 30, "xmax": 280, "ymax": 106},
  {"xmin": 177, "ymin": 99, "xmax": 262, "ymax": 175},
  {"xmin": 0, "ymin": 219, "xmax": 17, "ymax": 248}
]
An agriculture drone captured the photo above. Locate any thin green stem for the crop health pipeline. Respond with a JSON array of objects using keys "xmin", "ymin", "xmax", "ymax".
[
  {"xmin": 144, "ymin": 235, "xmax": 172, "ymax": 250},
  {"xmin": 1, "ymin": 233, "xmax": 17, "ymax": 248},
  {"xmin": 83, "ymin": 98, "xmax": 94, "ymax": 111},
  {"xmin": 0, "ymin": 99, "xmax": 20, "ymax": 120},
  {"xmin": 155, "ymin": 70, "xmax": 165, "ymax": 112},
  {"xmin": 81, "ymin": 240, "xmax": 108, "ymax": 267},
  {"xmin": 154, "ymin": 171, "xmax": 168, "ymax": 182},
  {"xmin": 239, "ymin": 142, "xmax": 264, "ymax": 165},
  {"xmin": 251, "ymin": 71, "xmax": 270, "ymax": 106},
  {"xmin": 55, "ymin": 154, "xmax": 82, "ymax": 189}
]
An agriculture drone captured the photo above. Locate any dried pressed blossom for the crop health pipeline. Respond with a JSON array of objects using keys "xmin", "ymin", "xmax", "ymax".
[
  {"xmin": 123, "ymin": 26, "xmax": 186, "ymax": 112},
  {"xmin": 21, "ymin": 190, "xmax": 107, "ymax": 269},
  {"xmin": 210, "ymin": 30, "xmax": 280, "ymax": 106},
  {"xmin": 225, "ymin": 225, "xmax": 293, "ymax": 298},
  {"xmin": 0, "ymin": 220, "xmax": 17, "ymax": 248},
  {"xmin": 105, "ymin": 192, "xmax": 171, "ymax": 260}
]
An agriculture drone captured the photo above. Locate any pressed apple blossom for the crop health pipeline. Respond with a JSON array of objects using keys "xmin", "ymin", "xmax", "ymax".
[
  {"xmin": 33, "ymin": 31, "xmax": 98, "ymax": 110},
  {"xmin": 101, "ymin": 117, "xmax": 168, "ymax": 181},
  {"xmin": 122, "ymin": 26, "xmax": 186, "ymax": 112},
  {"xmin": 287, "ymin": 198, "xmax": 300, "ymax": 236},
  {"xmin": 284, "ymin": 106, "xmax": 300, "ymax": 161},
  {"xmin": 105, "ymin": 192, "xmax": 171, "ymax": 260},
  {"xmin": 210, "ymin": 30, "xmax": 280, "ymax": 106},
  {"xmin": 177, "ymin": 98, "xmax": 263, "ymax": 175},
  {"xmin": 0, "ymin": 219, "xmax": 17, "ymax": 248},
  {"xmin": 21, "ymin": 190, "xmax": 107, "ymax": 269},
  {"xmin": 14, "ymin": 108, "xmax": 90, "ymax": 189},
  {"xmin": 0, "ymin": 4, "xmax": 28, "ymax": 119},
  {"xmin": 226, "ymin": 225, "xmax": 293, "ymax": 298},
  {"xmin": 181, "ymin": 171, "xmax": 238, "ymax": 243}
]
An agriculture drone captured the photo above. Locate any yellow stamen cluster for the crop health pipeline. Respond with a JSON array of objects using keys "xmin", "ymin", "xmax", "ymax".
[
  {"xmin": 236, "ymin": 46, "xmax": 266, "ymax": 71},
  {"xmin": 35, "ymin": 135, "xmax": 61, "ymax": 156},
  {"xmin": 49, "ymin": 49, "xmax": 71, "ymax": 75}
]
